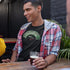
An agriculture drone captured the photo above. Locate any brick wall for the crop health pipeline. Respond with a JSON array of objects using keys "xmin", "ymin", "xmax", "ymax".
[{"xmin": 50, "ymin": 0, "xmax": 66, "ymax": 28}]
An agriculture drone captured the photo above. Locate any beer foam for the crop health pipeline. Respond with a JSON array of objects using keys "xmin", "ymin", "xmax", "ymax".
[{"xmin": 30, "ymin": 56, "xmax": 39, "ymax": 58}]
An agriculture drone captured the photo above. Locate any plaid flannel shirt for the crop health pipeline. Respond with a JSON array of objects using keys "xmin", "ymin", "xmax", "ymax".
[{"xmin": 13, "ymin": 19, "xmax": 62, "ymax": 59}]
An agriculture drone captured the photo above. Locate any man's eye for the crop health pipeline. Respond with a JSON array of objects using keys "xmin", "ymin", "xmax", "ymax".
[{"xmin": 26, "ymin": 8, "xmax": 31, "ymax": 11}]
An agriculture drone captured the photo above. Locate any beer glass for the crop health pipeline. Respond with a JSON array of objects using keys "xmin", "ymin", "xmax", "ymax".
[{"xmin": 30, "ymin": 51, "xmax": 39, "ymax": 65}]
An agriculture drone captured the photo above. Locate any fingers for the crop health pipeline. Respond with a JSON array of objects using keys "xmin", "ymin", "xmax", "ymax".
[
  {"xmin": 6, "ymin": 59, "xmax": 10, "ymax": 62},
  {"xmin": 32, "ymin": 57, "xmax": 47, "ymax": 69},
  {"xmin": 2, "ymin": 59, "xmax": 6, "ymax": 63},
  {"xmin": 2, "ymin": 59, "xmax": 10, "ymax": 63},
  {"xmin": 28, "ymin": 59, "xmax": 30, "ymax": 62}
]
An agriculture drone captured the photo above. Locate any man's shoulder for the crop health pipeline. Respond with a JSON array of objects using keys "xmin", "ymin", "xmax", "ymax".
[
  {"xmin": 46, "ymin": 19, "xmax": 59, "ymax": 26},
  {"xmin": 44, "ymin": 19, "xmax": 60, "ymax": 30}
]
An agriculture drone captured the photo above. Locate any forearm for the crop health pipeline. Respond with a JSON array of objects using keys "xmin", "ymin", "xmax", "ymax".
[
  {"xmin": 45, "ymin": 54, "xmax": 56, "ymax": 66},
  {"xmin": 11, "ymin": 50, "xmax": 17, "ymax": 62}
]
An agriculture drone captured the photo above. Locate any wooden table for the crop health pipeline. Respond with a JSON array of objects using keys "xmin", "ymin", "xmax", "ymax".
[
  {"xmin": 0, "ymin": 61, "xmax": 37, "ymax": 70},
  {"xmin": 0, "ymin": 59, "xmax": 70, "ymax": 70},
  {"xmin": 46, "ymin": 59, "xmax": 70, "ymax": 70}
]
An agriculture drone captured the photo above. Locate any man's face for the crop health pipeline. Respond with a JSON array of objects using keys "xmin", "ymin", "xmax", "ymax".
[{"xmin": 23, "ymin": 2, "xmax": 40, "ymax": 22}]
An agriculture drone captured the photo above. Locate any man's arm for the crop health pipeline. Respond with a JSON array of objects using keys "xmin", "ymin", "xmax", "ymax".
[
  {"xmin": 2, "ymin": 50, "xmax": 17, "ymax": 63},
  {"xmin": 44, "ymin": 54, "xmax": 56, "ymax": 66},
  {"xmin": 10, "ymin": 50, "xmax": 17, "ymax": 62}
]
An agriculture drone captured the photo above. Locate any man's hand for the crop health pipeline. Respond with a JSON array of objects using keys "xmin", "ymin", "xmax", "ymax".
[
  {"xmin": 32, "ymin": 57, "xmax": 48, "ymax": 69},
  {"xmin": 2, "ymin": 50, "xmax": 17, "ymax": 63},
  {"xmin": 2, "ymin": 58, "xmax": 11, "ymax": 63},
  {"xmin": 29, "ymin": 54, "xmax": 56, "ymax": 69}
]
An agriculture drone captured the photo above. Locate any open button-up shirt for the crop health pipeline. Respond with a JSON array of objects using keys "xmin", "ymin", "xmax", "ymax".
[{"xmin": 13, "ymin": 19, "xmax": 62, "ymax": 59}]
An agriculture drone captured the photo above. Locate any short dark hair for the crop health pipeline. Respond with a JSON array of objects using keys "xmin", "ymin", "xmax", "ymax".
[{"xmin": 23, "ymin": 0, "xmax": 43, "ymax": 9}]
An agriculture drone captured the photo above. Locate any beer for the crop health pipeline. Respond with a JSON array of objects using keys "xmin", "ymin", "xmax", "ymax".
[{"xmin": 30, "ymin": 55, "xmax": 39, "ymax": 65}]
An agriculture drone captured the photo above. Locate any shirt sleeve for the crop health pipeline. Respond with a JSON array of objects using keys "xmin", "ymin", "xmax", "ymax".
[
  {"xmin": 13, "ymin": 29, "xmax": 23, "ymax": 54},
  {"xmin": 49, "ymin": 24, "xmax": 62, "ymax": 56}
]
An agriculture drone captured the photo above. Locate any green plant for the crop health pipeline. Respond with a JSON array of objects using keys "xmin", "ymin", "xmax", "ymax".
[
  {"xmin": 58, "ymin": 49, "xmax": 70, "ymax": 61},
  {"xmin": 55, "ymin": 21, "xmax": 70, "ymax": 60}
]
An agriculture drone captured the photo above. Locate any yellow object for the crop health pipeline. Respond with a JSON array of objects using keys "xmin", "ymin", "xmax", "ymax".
[{"xmin": 0, "ymin": 38, "xmax": 6, "ymax": 56}]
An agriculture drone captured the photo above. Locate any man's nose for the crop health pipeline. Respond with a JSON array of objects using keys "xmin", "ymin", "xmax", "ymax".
[{"xmin": 24, "ymin": 11, "xmax": 27, "ymax": 16}]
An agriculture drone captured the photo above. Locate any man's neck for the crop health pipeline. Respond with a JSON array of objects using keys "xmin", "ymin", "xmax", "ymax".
[{"xmin": 31, "ymin": 18, "xmax": 44, "ymax": 26}]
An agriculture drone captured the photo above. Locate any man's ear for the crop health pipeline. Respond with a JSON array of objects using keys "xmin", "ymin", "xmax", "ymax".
[{"xmin": 37, "ymin": 5, "xmax": 42, "ymax": 12}]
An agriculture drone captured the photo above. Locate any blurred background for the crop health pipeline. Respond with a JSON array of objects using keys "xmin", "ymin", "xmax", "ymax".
[{"xmin": 0, "ymin": 0, "xmax": 66, "ymax": 38}]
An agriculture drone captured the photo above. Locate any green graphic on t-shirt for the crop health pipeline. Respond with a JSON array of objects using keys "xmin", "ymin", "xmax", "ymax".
[{"xmin": 23, "ymin": 30, "xmax": 40, "ymax": 40}]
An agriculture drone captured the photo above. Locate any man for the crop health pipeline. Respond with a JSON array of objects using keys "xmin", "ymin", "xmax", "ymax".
[
  {"xmin": 66, "ymin": 0, "xmax": 70, "ymax": 36},
  {"xmin": 2, "ymin": 0, "xmax": 62, "ymax": 69}
]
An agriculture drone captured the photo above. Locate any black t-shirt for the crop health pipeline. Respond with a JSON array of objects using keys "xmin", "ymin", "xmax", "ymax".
[{"xmin": 17, "ymin": 24, "xmax": 44, "ymax": 61}]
